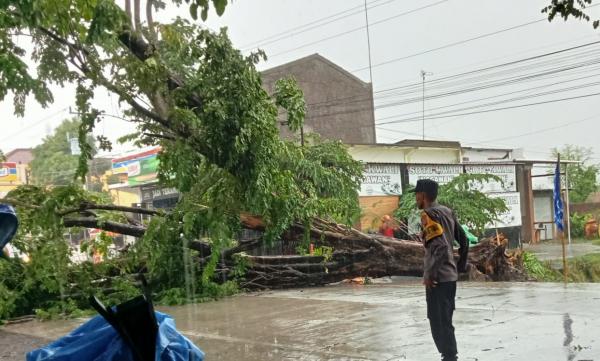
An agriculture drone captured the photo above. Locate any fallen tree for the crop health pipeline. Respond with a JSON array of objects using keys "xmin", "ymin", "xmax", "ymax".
[
  {"xmin": 51, "ymin": 202, "xmax": 525, "ymax": 289},
  {"xmin": 223, "ymin": 219, "xmax": 526, "ymax": 289},
  {"xmin": 0, "ymin": 1, "xmax": 524, "ymax": 320}
]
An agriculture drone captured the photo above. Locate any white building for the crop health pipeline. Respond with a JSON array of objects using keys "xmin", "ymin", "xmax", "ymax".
[{"xmin": 348, "ymin": 139, "xmax": 572, "ymax": 246}]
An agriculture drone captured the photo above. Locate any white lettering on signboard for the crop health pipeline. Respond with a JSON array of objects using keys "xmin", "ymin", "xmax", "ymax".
[
  {"xmin": 487, "ymin": 192, "xmax": 522, "ymax": 228},
  {"xmin": 407, "ymin": 165, "xmax": 463, "ymax": 185},
  {"xmin": 464, "ymin": 164, "xmax": 516, "ymax": 193},
  {"xmin": 360, "ymin": 163, "xmax": 402, "ymax": 196}
]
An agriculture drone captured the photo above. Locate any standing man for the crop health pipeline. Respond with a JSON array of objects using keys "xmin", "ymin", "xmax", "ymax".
[{"xmin": 414, "ymin": 179, "xmax": 469, "ymax": 361}]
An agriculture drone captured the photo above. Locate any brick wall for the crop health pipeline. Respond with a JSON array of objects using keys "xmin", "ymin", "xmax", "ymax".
[
  {"xmin": 358, "ymin": 196, "xmax": 400, "ymax": 232},
  {"xmin": 261, "ymin": 54, "xmax": 375, "ymax": 144}
]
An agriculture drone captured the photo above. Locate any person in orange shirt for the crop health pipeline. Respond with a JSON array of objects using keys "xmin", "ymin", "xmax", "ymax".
[{"xmin": 379, "ymin": 214, "xmax": 395, "ymax": 237}]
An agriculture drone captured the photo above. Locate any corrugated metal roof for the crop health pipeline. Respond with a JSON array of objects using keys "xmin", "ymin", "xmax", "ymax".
[{"xmin": 394, "ymin": 139, "xmax": 461, "ymax": 149}]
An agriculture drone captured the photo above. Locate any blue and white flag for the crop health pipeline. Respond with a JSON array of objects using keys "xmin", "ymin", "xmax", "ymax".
[{"xmin": 553, "ymin": 161, "xmax": 564, "ymax": 232}]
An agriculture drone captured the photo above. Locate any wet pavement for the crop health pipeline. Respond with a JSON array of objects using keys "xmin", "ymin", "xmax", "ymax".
[
  {"xmin": 523, "ymin": 241, "xmax": 600, "ymax": 267},
  {"xmin": 3, "ymin": 280, "xmax": 600, "ymax": 360}
]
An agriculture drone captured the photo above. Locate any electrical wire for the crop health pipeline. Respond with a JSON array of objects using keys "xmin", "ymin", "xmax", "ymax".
[
  {"xmin": 0, "ymin": 108, "xmax": 68, "ymax": 143},
  {"xmin": 378, "ymin": 91, "xmax": 600, "ymax": 125},
  {"xmin": 268, "ymin": 0, "xmax": 450, "ymax": 58},
  {"xmin": 241, "ymin": 0, "xmax": 399, "ymax": 50}
]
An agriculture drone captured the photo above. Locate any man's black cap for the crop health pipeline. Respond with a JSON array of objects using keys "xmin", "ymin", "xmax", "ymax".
[{"xmin": 410, "ymin": 179, "xmax": 439, "ymax": 199}]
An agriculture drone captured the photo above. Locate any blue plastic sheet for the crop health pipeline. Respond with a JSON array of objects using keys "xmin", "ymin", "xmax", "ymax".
[
  {"xmin": 0, "ymin": 204, "xmax": 18, "ymax": 250},
  {"xmin": 27, "ymin": 312, "xmax": 204, "ymax": 361}
]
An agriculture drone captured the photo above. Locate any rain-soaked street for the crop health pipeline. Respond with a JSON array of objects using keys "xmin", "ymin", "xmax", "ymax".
[{"xmin": 2, "ymin": 279, "xmax": 600, "ymax": 361}]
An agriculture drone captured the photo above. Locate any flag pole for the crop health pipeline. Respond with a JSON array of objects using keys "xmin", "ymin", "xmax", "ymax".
[
  {"xmin": 565, "ymin": 166, "xmax": 572, "ymax": 245},
  {"xmin": 558, "ymin": 154, "xmax": 568, "ymax": 283}
]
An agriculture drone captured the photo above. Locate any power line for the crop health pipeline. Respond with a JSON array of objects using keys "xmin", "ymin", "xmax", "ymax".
[
  {"xmin": 376, "ymin": 111, "xmax": 600, "ymax": 155},
  {"xmin": 375, "ymin": 70, "xmax": 600, "ymax": 120},
  {"xmin": 479, "ymin": 113, "xmax": 600, "ymax": 144},
  {"xmin": 300, "ymin": 40, "xmax": 600, "ymax": 111},
  {"xmin": 374, "ymin": 43, "xmax": 600, "ymax": 100},
  {"xmin": 372, "ymin": 33, "xmax": 600, "ymax": 90},
  {"xmin": 302, "ymin": 59, "xmax": 600, "ymax": 122},
  {"xmin": 0, "ymin": 107, "xmax": 68, "ymax": 143},
  {"xmin": 241, "ymin": 0, "xmax": 397, "ymax": 50},
  {"xmin": 352, "ymin": 18, "xmax": 546, "ymax": 73},
  {"xmin": 377, "ymin": 77, "xmax": 600, "ymax": 124},
  {"xmin": 374, "ymin": 56, "xmax": 600, "ymax": 110},
  {"xmin": 268, "ymin": 0, "xmax": 449, "ymax": 58},
  {"xmin": 377, "ymin": 91, "xmax": 600, "ymax": 125}
]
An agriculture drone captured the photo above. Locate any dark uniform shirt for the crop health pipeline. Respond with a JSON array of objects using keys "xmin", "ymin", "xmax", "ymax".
[{"xmin": 421, "ymin": 203, "xmax": 469, "ymax": 282}]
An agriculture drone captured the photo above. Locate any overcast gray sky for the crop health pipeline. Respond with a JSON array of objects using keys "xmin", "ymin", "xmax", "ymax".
[{"xmin": 2, "ymin": 0, "xmax": 600, "ymax": 162}]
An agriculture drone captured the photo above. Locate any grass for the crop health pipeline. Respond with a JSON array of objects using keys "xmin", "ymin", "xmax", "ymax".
[
  {"xmin": 593, "ymin": 239, "xmax": 600, "ymax": 246},
  {"xmin": 523, "ymin": 251, "xmax": 600, "ymax": 282}
]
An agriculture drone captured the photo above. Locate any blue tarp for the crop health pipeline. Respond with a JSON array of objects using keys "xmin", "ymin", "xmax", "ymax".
[
  {"xmin": 27, "ymin": 312, "xmax": 204, "ymax": 361},
  {"xmin": 0, "ymin": 204, "xmax": 18, "ymax": 250}
]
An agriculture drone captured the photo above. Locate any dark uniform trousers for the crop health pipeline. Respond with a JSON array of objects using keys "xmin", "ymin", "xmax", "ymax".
[{"xmin": 426, "ymin": 281, "xmax": 457, "ymax": 360}]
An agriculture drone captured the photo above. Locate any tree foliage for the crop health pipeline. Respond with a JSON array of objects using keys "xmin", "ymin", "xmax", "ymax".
[
  {"xmin": 543, "ymin": 0, "xmax": 600, "ymax": 29},
  {"xmin": 395, "ymin": 174, "xmax": 509, "ymax": 236},
  {"xmin": 552, "ymin": 145, "xmax": 599, "ymax": 203},
  {"xmin": 0, "ymin": 184, "xmax": 133, "ymax": 320},
  {"xmin": 0, "ymin": 0, "xmax": 363, "ymax": 319},
  {"xmin": 29, "ymin": 118, "xmax": 103, "ymax": 186}
]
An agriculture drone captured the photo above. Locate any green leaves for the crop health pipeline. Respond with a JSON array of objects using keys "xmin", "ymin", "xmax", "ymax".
[
  {"xmin": 396, "ymin": 174, "xmax": 509, "ymax": 235},
  {"xmin": 542, "ymin": 0, "xmax": 600, "ymax": 30},
  {"xmin": 187, "ymin": 0, "xmax": 226, "ymax": 21},
  {"xmin": 190, "ymin": 3, "xmax": 199, "ymax": 20},
  {"xmin": 552, "ymin": 145, "xmax": 599, "ymax": 203},
  {"xmin": 213, "ymin": 0, "xmax": 227, "ymax": 16},
  {"xmin": 274, "ymin": 77, "xmax": 306, "ymax": 133},
  {"xmin": 1, "ymin": 0, "xmax": 364, "ymax": 319}
]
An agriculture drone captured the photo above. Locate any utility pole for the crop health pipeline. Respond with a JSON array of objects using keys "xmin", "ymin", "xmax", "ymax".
[
  {"xmin": 363, "ymin": 0, "xmax": 374, "ymax": 84},
  {"xmin": 558, "ymin": 154, "xmax": 569, "ymax": 283},
  {"xmin": 421, "ymin": 70, "xmax": 432, "ymax": 140}
]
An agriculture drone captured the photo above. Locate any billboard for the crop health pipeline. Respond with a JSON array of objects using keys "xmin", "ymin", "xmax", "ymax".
[
  {"xmin": 360, "ymin": 163, "xmax": 402, "ymax": 196},
  {"xmin": 407, "ymin": 164, "xmax": 463, "ymax": 186},
  {"xmin": 487, "ymin": 192, "xmax": 522, "ymax": 228},
  {"xmin": 112, "ymin": 147, "xmax": 160, "ymax": 186},
  {"xmin": 0, "ymin": 163, "xmax": 17, "ymax": 182},
  {"xmin": 464, "ymin": 164, "xmax": 516, "ymax": 193}
]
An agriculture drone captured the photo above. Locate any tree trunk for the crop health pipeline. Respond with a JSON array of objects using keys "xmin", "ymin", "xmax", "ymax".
[
  {"xmin": 225, "ymin": 218, "xmax": 525, "ymax": 289},
  {"xmin": 59, "ymin": 210, "xmax": 524, "ymax": 289}
]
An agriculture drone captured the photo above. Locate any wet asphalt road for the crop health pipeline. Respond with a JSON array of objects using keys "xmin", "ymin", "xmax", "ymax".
[{"xmin": 3, "ymin": 280, "xmax": 600, "ymax": 360}]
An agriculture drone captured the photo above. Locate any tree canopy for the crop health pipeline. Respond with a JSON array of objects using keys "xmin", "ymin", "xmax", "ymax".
[
  {"xmin": 0, "ymin": 0, "xmax": 364, "ymax": 318},
  {"xmin": 552, "ymin": 145, "xmax": 599, "ymax": 203},
  {"xmin": 395, "ymin": 174, "xmax": 509, "ymax": 236},
  {"xmin": 543, "ymin": 0, "xmax": 600, "ymax": 29},
  {"xmin": 30, "ymin": 118, "xmax": 94, "ymax": 186}
]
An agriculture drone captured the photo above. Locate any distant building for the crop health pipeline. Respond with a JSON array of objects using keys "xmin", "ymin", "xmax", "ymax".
[
  {"xmin": 348, "ymin": 139, "xmax": 572, "ymax": 246},
  {"xmin": 5, "ymin": 148, "xmax": 34, "ymax": 165},
  {"xmin": 1, "ymin": 148, "xmax": 33, "ymax": 197},
  {"xmin": 261, "ymin": 54, "xmax": 376, "ymax": 144}
]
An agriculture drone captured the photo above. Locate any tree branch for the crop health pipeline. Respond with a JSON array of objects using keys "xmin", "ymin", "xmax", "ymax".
[
  {"xmin": 0, "ymin": 197, "xmax": 41, "ymax": 209},
  {"xmin": 58, "ymin": 202, "xmax": 163, "ymax": 217},
  {"xmin": 133, "ymin": 0, "xmax": 142, "ymax": 32},
  {"xmin": 143, "ymin": 132, "xmax": 176, "ymax": 141},
  {"xmin": 125, "ymin": 0, "xmax": 133, "ymax": 27},
  {"xmin": 146, "ymin": 0, "xmax": 156, "ymax": 41},
  {"xmin": 37, "ymin": 27, "xmax": 89, "ymax": 56},
  {"xmin": 63, "ymin": 217, "xmax": 146, "ymax": 237}
]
